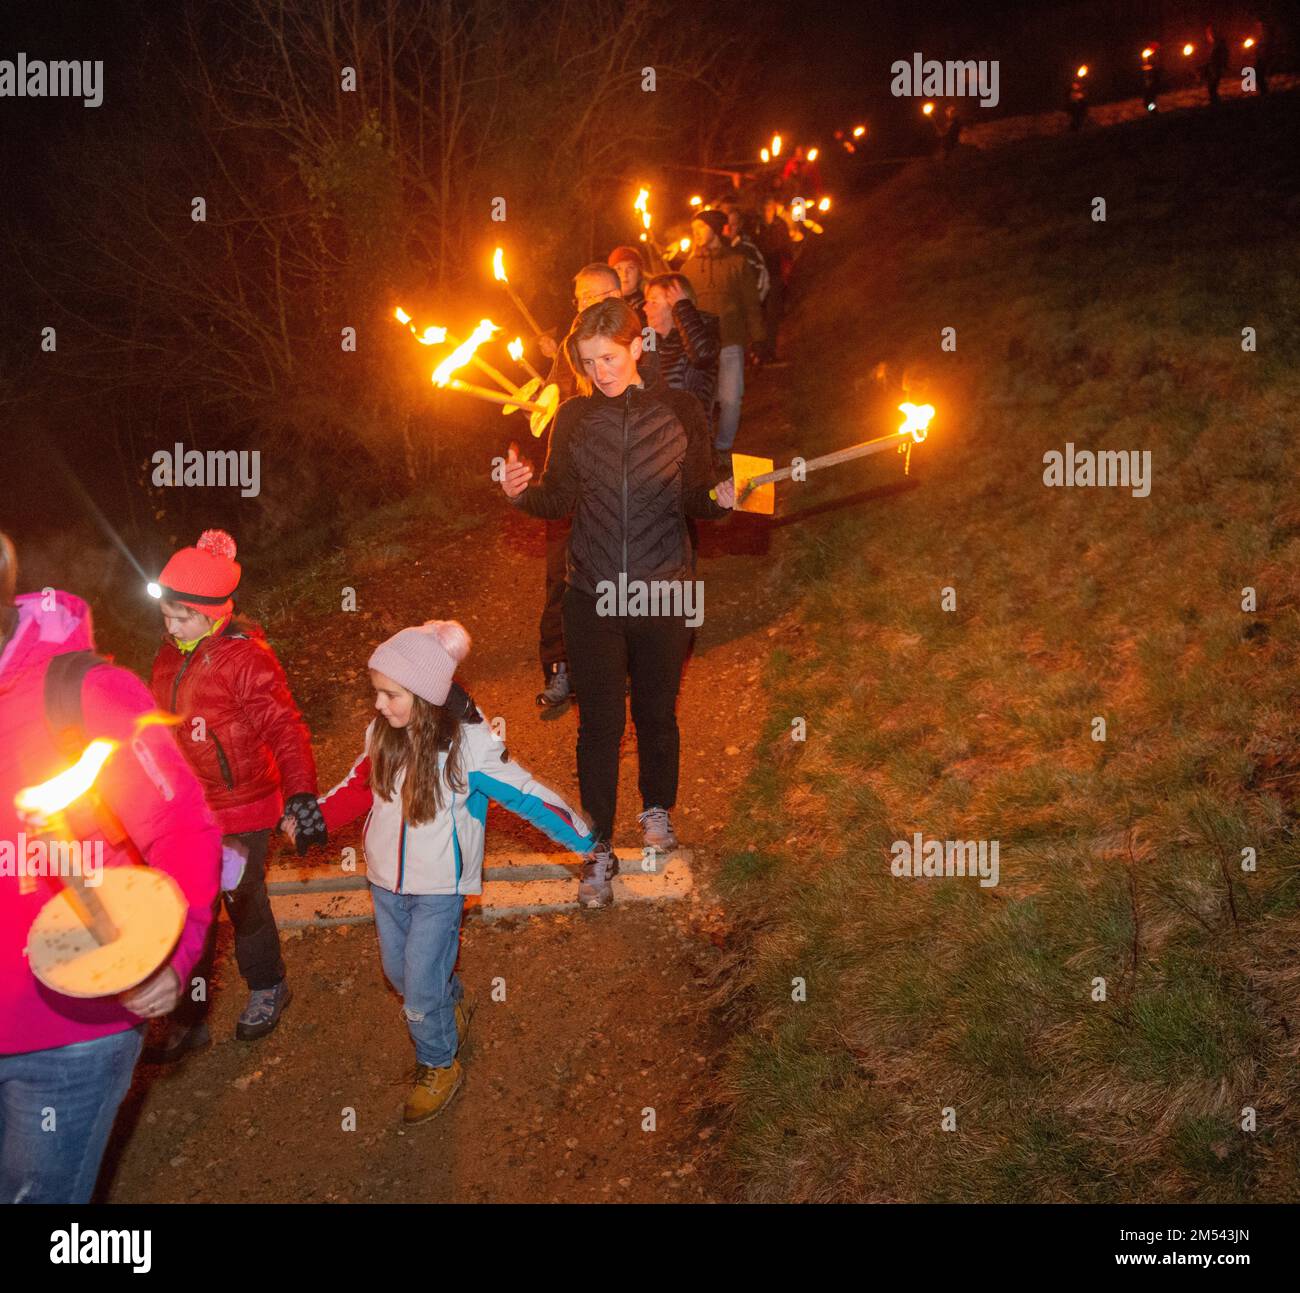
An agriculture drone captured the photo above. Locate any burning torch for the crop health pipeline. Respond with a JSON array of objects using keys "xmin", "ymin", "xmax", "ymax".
[
  {"xmin": 492, "ymin": 248, "xmax": 546, "ymax": 339},
  {"xmin": 16, "ymin": 739, "xmax": 187, "ymax": 998},
  {"xmin": 723, "ymin": 402, "xmax": 935, "ymax": 515}
]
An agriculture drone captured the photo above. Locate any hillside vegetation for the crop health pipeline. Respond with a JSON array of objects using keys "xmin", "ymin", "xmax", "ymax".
[{"xmin": 711, "ymin": 91, "xmax": 1300, "ymax": 1202}]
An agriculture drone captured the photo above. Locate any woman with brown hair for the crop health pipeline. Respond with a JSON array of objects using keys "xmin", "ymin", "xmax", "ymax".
[{"xmin": 500, "ymin": 299, "xmax": 736, "ymax": 907}]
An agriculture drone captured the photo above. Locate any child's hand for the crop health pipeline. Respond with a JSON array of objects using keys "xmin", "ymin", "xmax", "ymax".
[{"xmin": 501, "ymin": 442, "xmax": 533, "ymax": 499}]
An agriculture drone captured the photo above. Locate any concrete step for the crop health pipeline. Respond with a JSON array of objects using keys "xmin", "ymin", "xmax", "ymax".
[{"xmin": 266, "ymin": 849, "xmax": 693, "ymax": 927}]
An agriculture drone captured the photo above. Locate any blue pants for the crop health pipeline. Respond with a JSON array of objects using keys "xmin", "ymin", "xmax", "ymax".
[
  {"xmin": 370, "ymin": 885, "xmax": 465, "ymax": 1068},
  {"xmin": 714, "ymin": 344, "xmax": 745, "ymax": 452},
  {"xmin": 0, "ymin": 1026, "xmax": 143, "ymax": 1204}
]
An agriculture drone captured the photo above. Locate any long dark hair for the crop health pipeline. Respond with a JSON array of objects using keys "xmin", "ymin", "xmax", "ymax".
[
  {"xmin": 368, "ymin": 694, "xmax": 466, "ymax": 826},
  {"xmin": 563, "ymin": 298, "xmax": 643, "ymax": 397}
]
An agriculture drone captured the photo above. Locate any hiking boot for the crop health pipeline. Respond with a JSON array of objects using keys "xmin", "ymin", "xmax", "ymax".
[
  {"xmin": 142, "ymin": 1019, "xmax": 211, "ymax": 1065},
  {"xmin": 578, "ymin": 841, "xmax": 619, "ymax": 909},
  {"xmin": 236, "ymin": 979, "xmax": 292, "ymax": 1041},
  {"xmin": 403, "ymin": 1058, "xmax": 463, "ymax": 1124},
  {"xmin": 638, "ymin": 806, "xmax": 679, "ymax": 853},
  {"xmin": 536, "ymin": 662, "xmax": 572, "ymax": 711}
]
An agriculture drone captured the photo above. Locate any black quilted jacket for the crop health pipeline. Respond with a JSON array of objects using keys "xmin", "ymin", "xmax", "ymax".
[
  {"xmin": 510, "ymin": 375, "xmax": 727, "ymax": 595},
  {"xmin": 656, "ymin": 299, "xmax": 720, "ymax": 410}
]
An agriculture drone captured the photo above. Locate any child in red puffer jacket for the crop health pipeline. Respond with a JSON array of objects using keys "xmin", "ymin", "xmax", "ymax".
[{"xmin": 147, "ymin": 529, "xmax": 323, "ymax": 1061}]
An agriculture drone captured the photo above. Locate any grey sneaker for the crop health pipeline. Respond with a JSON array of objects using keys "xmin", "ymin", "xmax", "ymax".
[
  {"xmin": 536, "ymin": 662, "xmax": 572, "ymax": 710},
  {"xmin": 578, "ymin": 842, "xmax": 619, "ymax": 909},
  {"xmin": 236, "ymin": 979, "xmax": 292, "ymax": 1041},
  {"xmin": 638, "ymin": 806, "xmax": 679, "ymax": 853}
]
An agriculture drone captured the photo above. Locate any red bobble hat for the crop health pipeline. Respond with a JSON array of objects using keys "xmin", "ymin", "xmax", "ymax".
[
  {"xmin": 607, "ymin": 245, "xmax": 643, "ymax": 269},
  {"xmin": 158, "ymin": 529, "xmax": 241, "ymax": 619}
]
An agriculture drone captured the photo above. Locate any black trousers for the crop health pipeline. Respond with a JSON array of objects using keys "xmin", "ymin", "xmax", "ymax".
[
  {"xmin": 540, "ymin": 517, "xmax": 571, "ymax": 675},
  {"xmin": 561, "ymin": 584, "xmax": 694, "ymax": 843},
  {"xmin": 175, "ymin": 829, "xmax": 285, "ymax": 1024}
]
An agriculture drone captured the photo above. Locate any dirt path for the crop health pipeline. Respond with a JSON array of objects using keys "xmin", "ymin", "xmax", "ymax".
[{"xmin": 102, "ymin": 371, "xmax": 801, "ymax": 1203}]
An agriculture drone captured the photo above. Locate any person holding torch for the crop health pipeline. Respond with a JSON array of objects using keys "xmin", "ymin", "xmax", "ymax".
[
  {"xmin": 500, "ymin": 299, "xmax": 737, "ymax": 907},
  {"xmin": 0, "ymin": 532, "xmax": 221, "ymax": 1204}
]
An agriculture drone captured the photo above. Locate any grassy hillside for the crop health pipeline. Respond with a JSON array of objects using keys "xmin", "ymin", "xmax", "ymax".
[{"xmin": 711, "ymin": 92, "xmax": 1300, "ymax": 1202}]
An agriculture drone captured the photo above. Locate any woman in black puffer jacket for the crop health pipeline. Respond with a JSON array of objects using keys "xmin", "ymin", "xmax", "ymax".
[{"xmin": 501, "ymin": 299, "xmax": 735, "ymax": 907}]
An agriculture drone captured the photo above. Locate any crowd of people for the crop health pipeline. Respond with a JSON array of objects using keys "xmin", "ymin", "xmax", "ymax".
[{"xmin": 0, "ymin": 193, "xmax": 809, "ymax": 1197}]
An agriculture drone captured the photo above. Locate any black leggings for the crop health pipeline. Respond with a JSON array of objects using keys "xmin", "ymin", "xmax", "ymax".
[
  {"xmin": 175, "ymin": 829, "xmax": 285, "ymax": 1023},
  {"xmin": 561, "ymin": 585, "xmax": 693, "ymax": 843}
]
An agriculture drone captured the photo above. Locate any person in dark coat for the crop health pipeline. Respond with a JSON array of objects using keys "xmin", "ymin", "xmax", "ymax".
[
  {"xmin": 499, "ymin": 300, "xmax": 735, "ymax": 906},
  {"xmin": 643, "ymin": 273, "xmax": 720, "ymax": 413}
]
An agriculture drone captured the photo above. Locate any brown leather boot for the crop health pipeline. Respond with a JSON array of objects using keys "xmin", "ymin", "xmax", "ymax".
[{"xmin": 403, "ymin": 1058, "xmax": 463, "ymax": 1124}]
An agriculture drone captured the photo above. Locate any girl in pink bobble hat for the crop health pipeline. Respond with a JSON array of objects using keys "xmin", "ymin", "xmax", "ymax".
[{"xmin": 290, "ymin": 617, "xmax": 594, "ymax": 1124}]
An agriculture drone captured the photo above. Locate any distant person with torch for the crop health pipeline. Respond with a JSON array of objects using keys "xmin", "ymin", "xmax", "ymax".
[
  {"xmin": 682, "ymin": 209, "xmax": 764, "ymax": 462},
  {"xmin": 500, "ymin": 299, "xmax": 736, "ymax": 907},
  {"xmin": 145, "ymin": 529, "xmax": 323, "ymax": 1062},
  {"xmin": 0, "ymin": 531, "xmax": 221, "ymax": 1203}
]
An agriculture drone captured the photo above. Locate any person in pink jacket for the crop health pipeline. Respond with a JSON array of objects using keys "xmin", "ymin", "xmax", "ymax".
[{"xmin": 0, "ymin": 533, "xmax": 221, "ymax": 1203}]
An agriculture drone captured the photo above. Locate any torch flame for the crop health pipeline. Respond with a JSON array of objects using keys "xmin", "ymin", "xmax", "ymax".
[
  {"xmin": 1182, "ymin": 42, "xmax": 1194, "ymax": 56},
  {"xmin": 679, "ymin": 237, "xmax": 691, "ymax": 254},
  {"xmin": 1141, "ymin": 46, "xmax": 1154, "ymax": 60},
  {"xmin": 492, "ymin": 247, "xmax": 508, "ymax": 283},
  {"xmin": 16, "ymin": 740, "xmax": 117, "ymax": 821},
  {"xmin": 417, "ymin": 326, "xmax": 446, "ymax": 346},
  {"xmin": 508, "ymin": 337, "xmax": 524, "ymax": 362},
  {"xmin": 394, "ymin": 307, "xmax": 412, "ymax": 325},
  {"xmin": 922, "ymin": 102, "xmax": 935, "ymax": 116},
  {"xmin": 806, "ymin": 147, "xmax": 819, "ymax": 162},
  {"xmin": 817, "ymin": 197, "xmax": 831, "ymax": 212},
  {"xmin": 633, "ymin": 188, "xmax": 651, "ymax": 231},
  {"xmin": 852, "ymin": 125, "xmax": 866, "ymax": 138},
  {"xmin": 432, "ymin": 320, "xmax": 498, "ymax": 387},
  {"xmin": 1077, "ymin": 64, "xmax": 1089, "ymax": 78},
  {"xmin": 1243, "ymin": 37, "xmax": 1255, "ymax": 49},
  {"xmin": 898, "ymin": 402, "xmax": 935, "ymax": 443},
  {"xmin": 688, "ymin": 194, "xmax": 702, "ymax": 207},
  {"xmin": 760, "ymin": 147, "xmax": 770, "ymax": 163},
  {"xmin": 771, "ymin": 134, "xmax": 782, "ymax": 157}
]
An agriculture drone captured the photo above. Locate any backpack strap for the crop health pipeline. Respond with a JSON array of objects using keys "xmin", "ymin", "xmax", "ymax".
[{"xmin": 44, "ymin": 650, "xmax": 107, "ymax": 756}]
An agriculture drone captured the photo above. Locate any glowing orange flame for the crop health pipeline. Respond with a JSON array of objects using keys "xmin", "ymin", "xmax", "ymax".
[
  {"xmin": 1243, "ymin": 37, "xmax": 1255, "ymax": 50},
  {"xmin": 678, "ymin": 237, "xmax": 691, "ymax": 254},
  {"xmin": 507, "ymin": 337, "xmax": 524, "ymax": 362},
  {"xmin": 1076, "ymin": 64, "xmax": 1089, "ymax": 77},
  {"xmin": 771, "ymin": 134, "xmax": 782, "ymax": 157},
  {"xmin": 633, "ymin": 188, "xmax": 651, "ymax": 231},
  {"xmin": 1182, "ymin": 42, "xmax": 1194, "ymax": 56},
  {"xmin": 16, "ymin": 741, "xmax": 117, "ymax": 821},
  {"xmin": 922, "ymin": 102, "xmax": 935, "ymax": 116},
  {"xmin": 395, "ymin": 307, "xmax": 447, "ymax": 346},
  {"xmin": 492, "ymin": 247, "xmax": 508, "ymax": 283},
  {"xmin": 852, "ymin": 125, "xmax": 866, "ymax": 138},
  {"xmin": 760, "ymin": 147, "xmax": 770, "ymax": 163},
  {"xmin": 898, "ymin": 403, "xmax": 935, "ymax": 443},
  {"xmin": 688, "ymin": 194, "xmax": 702, "ymax": 207},
  {"xmin": 1141, "ymin": 47, "xmax": 1154, "ymax": 60},
  {"xmin": 432, "ymin": 320, "xmax": 498, "ymax": 387},
  {"xmin": 806, "ymin": 147, "xmax": 819, "ymax": 162},
  {"xmin": 817, "ymin": 197, "xmax": 831, "ymax": 212}
]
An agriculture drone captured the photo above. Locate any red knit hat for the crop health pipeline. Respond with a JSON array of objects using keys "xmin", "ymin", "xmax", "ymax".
[
  {"xmin": 607, "ymin": 245, "xmax": 643, "ymax": 269},
  {"xmin": 157, "ymin": 529, "xmax": 241, "ymax": 619}
]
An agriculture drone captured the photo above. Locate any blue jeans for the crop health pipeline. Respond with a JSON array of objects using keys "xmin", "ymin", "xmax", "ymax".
[
  {"xmin": 370, "ymin": 886, "xmax": 465, "ymax": 1068},
  {"xmin": 0, "ymin": 1026, "xmax": 143, "ymax": 1204},
  {"xmin": 715, "ymin": 344, "xmax": 745, "ymax": 452}
]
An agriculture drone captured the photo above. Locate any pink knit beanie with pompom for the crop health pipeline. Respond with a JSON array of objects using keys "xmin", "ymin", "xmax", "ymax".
[{"xmin": 368, "ymin": 620, "xmax": 471, "ymax": 706}]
